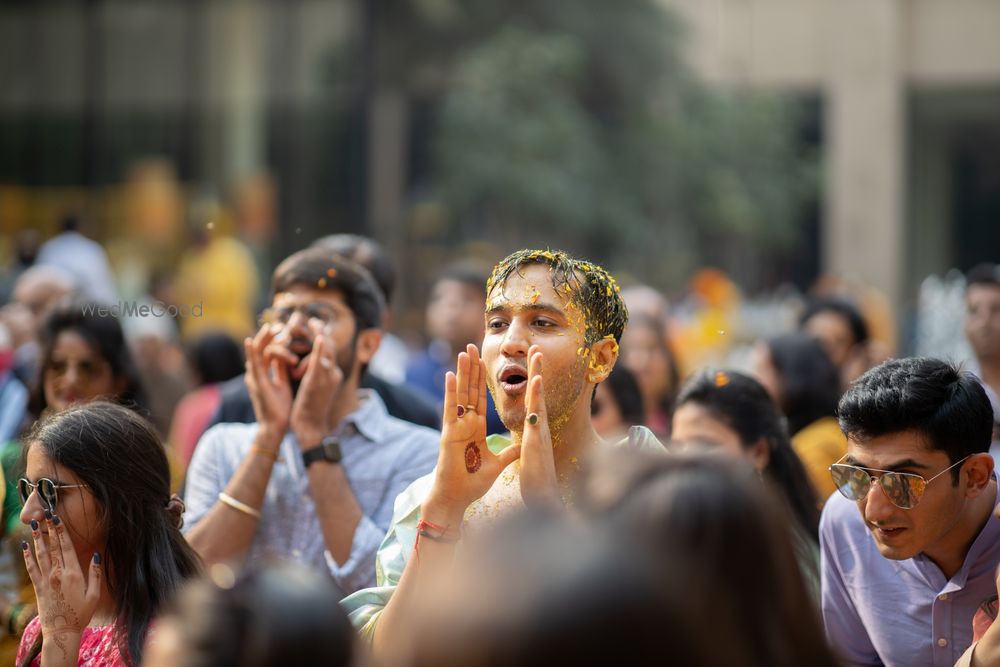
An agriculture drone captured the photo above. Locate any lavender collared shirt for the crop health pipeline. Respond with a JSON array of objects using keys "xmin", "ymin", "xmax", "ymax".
[{"xmin": 821, "ymin": 488, "xmax": 1000, "ymax": 667}]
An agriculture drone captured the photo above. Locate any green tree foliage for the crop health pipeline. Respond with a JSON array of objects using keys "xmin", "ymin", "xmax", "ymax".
[{"xmin": 348, "ymin": 0, "xmax": 817, "ymax": 287}]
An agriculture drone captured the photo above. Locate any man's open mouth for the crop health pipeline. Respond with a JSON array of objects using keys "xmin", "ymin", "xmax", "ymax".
[{"xmin": 499, "ymin": 365, "xmax": 528, "ymax": 394}]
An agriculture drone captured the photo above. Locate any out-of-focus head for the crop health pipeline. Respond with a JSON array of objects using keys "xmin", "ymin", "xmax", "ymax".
[
  {"xmin": 837, "ymin": 358, "xmax": 994, "ymax": 562},
  {"xmin": 12, "ymin": 265, "xmax": 77, "ymax": 335},
  {"xmin": 144, "ymin": 562, "xmax": 356, "ymax": 667},
  {"xmin": 312, "ymin": 234, "xmax": 396, "ymax": 309},
  {"xmin": 409, "ymin": 508, "xmax": 709, "ymax": 667},
  {"xmin": 591, "ymin": 364, "xmax": 645, "ymax": 439},
  {"xmin": 578, "ymin": 450, "xmax": 839, "ymax": 667},
  {"xmin": 185, "ymin": 332, "xmax": 244, "ymax": 387},
  {"xmin": 752, "ymin": 332, "xmax": 840, "ymax": 434},
  {"xmin": 800, "ymin": 297, "xmax": 869, "ymax": 370},
  {"xmin": 14, "ymin": 228, "xmax": 43, "ymax": 265},
  {"xmin": 672, "ymin": 370, "xmax": 780, "ymax": 470},
  {"xmin": 426, "ymin": 262, "xmax": 489, "ymax": 352},
  {"xmin": 620, "ymin": 313, "xmax": 679, "ymax": 410},
  {"xmin": 672, "ymin": 369, "xmax": 820, "ymax": 539},
  {"xmin": 32, "ymin": 300, "xmax": 146, "ymax": 416},
  {"xmin": 0, "ymin": 302, "xmax": 34, "ymax": 350},
  {"xmin": 620, "ymin": 283, "xmax": 669, "ymax": 322},
  {"xmin": 965, "ymin": 263, "xmax": 1000, "ymax": 363}
]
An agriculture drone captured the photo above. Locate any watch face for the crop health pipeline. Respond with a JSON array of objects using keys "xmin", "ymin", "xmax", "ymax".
[{"xmin": 321, "ymin": 436, "xmax": 342, "ymax": 462}]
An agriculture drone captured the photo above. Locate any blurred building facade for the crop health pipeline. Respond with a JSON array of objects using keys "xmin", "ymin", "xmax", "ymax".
[
  {"xmin": 663, "ymin": 0, "xmax": 1000, "ymax": 309},
  {"xmin": 0, "ymin": 0, "xmax": 357, "ymax": 255},
  {"xmin": 1, "ymin": 0, "xmax": 997, "ymax": 319}
]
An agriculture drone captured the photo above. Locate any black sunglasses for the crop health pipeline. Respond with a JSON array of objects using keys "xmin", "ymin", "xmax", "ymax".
[{"xmin": 17, "ymin": 478, "xmax": 86, "ymax": 513}]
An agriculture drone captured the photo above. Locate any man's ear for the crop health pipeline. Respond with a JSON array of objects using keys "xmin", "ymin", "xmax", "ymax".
[
  {"xmin": 586, "ymin": 336, "xmax": 620, "ymax": 384},
  {"xmin": 355, "ymin": 329, "xmax": 383, "ymax": 365},
  {"xmin": 963, "ymin": 452, "xmax": 994, "ymax": 498}
]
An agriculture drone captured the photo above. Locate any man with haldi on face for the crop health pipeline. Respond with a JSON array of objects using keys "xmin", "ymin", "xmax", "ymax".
[{"xmin": 340, "ymin": 249, "xmax": 663, "ymax": 658}]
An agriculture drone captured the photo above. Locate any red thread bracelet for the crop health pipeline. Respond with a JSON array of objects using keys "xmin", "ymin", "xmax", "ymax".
[{"xmin": 414, "ymin": 518, "xmax": 461, "ymax": 563}]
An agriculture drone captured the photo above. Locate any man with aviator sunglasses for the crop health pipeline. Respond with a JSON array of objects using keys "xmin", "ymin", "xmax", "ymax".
[{"xmin": 821, "ymin": 357, "xmax": 999, "ymax": 667}]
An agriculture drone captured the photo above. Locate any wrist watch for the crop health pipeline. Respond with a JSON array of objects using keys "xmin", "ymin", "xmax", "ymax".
[{"xmin": 302, "ymin": 435, "xmax": 343, "ymax": 468}]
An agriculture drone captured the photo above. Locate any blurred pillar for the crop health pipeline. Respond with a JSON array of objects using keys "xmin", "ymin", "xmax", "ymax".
[
  {"xmin": 366, "ymin": 87, "xmax": 408, "ymax": 263},
  {"xmin": 206, "ymin": 0, "xmax": 268, "ymax": 188},
  {"xmin": 823, "ymin": 0, "xmax": 904, "ymax": 309}
]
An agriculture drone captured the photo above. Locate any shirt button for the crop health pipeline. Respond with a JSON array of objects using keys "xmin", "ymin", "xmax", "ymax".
[
  {"xmin": 938, "ymin": 638, "xmax": 948, "ymax": 648},
  {"xmin": 939, "ymin": 593, "xmax": 949, "ymax": 601},
  {"xmin": 291, "ymin": 549, "xmax": 302, "ymax": 558}
]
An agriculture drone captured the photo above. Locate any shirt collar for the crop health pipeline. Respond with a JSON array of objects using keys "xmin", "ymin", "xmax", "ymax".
[
  {"xmin": 337, "ymin": 389, "xmax": 390, "ymax": 443},
  {"xmin": 929, "ymin": 481, "xmax": 1000, "ymax": 590}
]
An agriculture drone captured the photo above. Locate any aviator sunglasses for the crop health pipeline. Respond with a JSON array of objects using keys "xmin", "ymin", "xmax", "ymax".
[
  {"xmin": 829, "ymin": 455, "xmax": 970, "ymax": 510},
  {"xmin": 17, "ymin": 477, "xmax": 87, "ymax": 513}
]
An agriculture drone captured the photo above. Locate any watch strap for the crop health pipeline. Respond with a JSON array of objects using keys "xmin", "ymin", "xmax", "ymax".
[{"xmin": 302, "ymin": 435, "xmax": 342, "ymax": 468}]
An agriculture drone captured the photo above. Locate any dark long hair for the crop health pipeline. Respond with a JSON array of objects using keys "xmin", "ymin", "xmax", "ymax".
[
  {"xmin": 765, "ymin": 332, "xmax": 841, "ymax": 434},
  {"xmin": 29, "ymin": 300, "xmax": 147, "ymax": 417},
  {"xmin": 20, "ymin": 402, "xmax": 201, "ymax": 667},
  {"xmin": 185, "ymin": 332, "xmax": 244, "ymax": 386},
  {"xmin": 674, "ymin": 370, "xmax": 820, "ymax": 540},
  {"xmin": 579, "ymin": 451, "xmax": 839, "ymax": 667},
  {"xmin": 594, "ymin": 364, "xmax": 646, "ymax": 427},
  {"xmin": 410, "ymin": 509, "xmax": 713, "ymax": 667}
]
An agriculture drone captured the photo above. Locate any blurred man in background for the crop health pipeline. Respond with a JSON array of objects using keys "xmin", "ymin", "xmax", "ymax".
[
  {"xmin": 1, "ymin": 265, "xmax": 76, "ymax": 386},
  {"xmin": 36, "ymin": 213, "xmax": 118, "ymax": 305},
  {"xmin": 965, "ymin": 263, "xmax": 1000, "ymax": 448},
  {"xmin": 407, "ymin": 262, "xmax": 505, "ymax": 435}
]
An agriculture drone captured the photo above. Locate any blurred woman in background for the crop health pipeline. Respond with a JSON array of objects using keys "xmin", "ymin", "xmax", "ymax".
[
  {"xmin": 28, "ymin": 300, "xmax": 146, "ymax": 418},
  {"xmin": 800, "ymin": 296, "xmax": 873, "ymax": 390},
  {"xmin": 671, "ymin": 370, "xmax": 820, "ymax": 595},
  {"xmin": 619, "ymin": 314, "xmax": 680, "ymax": 437},
  {"xmin": 752, "ymin": 331, "xmax": 846, "ymax": 503},
  {"xmin": 409, "ymin": 452, "xmax": 838, "ymax": 667},
  {"xmin": 579, "ymin": 450, "xmax": 839, "ymax": 667}
]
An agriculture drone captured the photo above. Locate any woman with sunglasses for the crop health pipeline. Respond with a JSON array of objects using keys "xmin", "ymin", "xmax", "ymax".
[
  {"xmin": 670, "ymin": 369, "xmax": 821, "ymax": 597},
  {"xmin": 0, "ymin": 301, "xmax": 148, "ymax": 660},
  {"xmin": 15, "ymin": 401, "xmax": 200, "ymax": 667}
]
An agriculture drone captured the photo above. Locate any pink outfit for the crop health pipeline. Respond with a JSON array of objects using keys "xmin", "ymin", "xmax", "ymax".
[
  {"xmin": 17, "ymin": 616, "xmax": 125, "ymax": 666},
  {"xmin": 169, "ymin": 384, "xmax": 221, "ymax": 468}
]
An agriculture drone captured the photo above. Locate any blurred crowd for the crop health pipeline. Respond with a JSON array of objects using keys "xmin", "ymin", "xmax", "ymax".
[{"xmin": 0, "ymin": 207, "xmax": 998, "ymax": 667}]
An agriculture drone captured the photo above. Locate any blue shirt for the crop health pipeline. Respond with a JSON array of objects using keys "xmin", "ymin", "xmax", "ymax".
[
  {"xmin": 820, "ymin": 489, "xmax": 1000, "ymax": 667},
  {"xmin": 184, "ymin": 390, "xmax": 440, "ymax": 595},
  {"xmin": 406, "ymin": 346, "xmax": 506, "ymax": 436}
]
